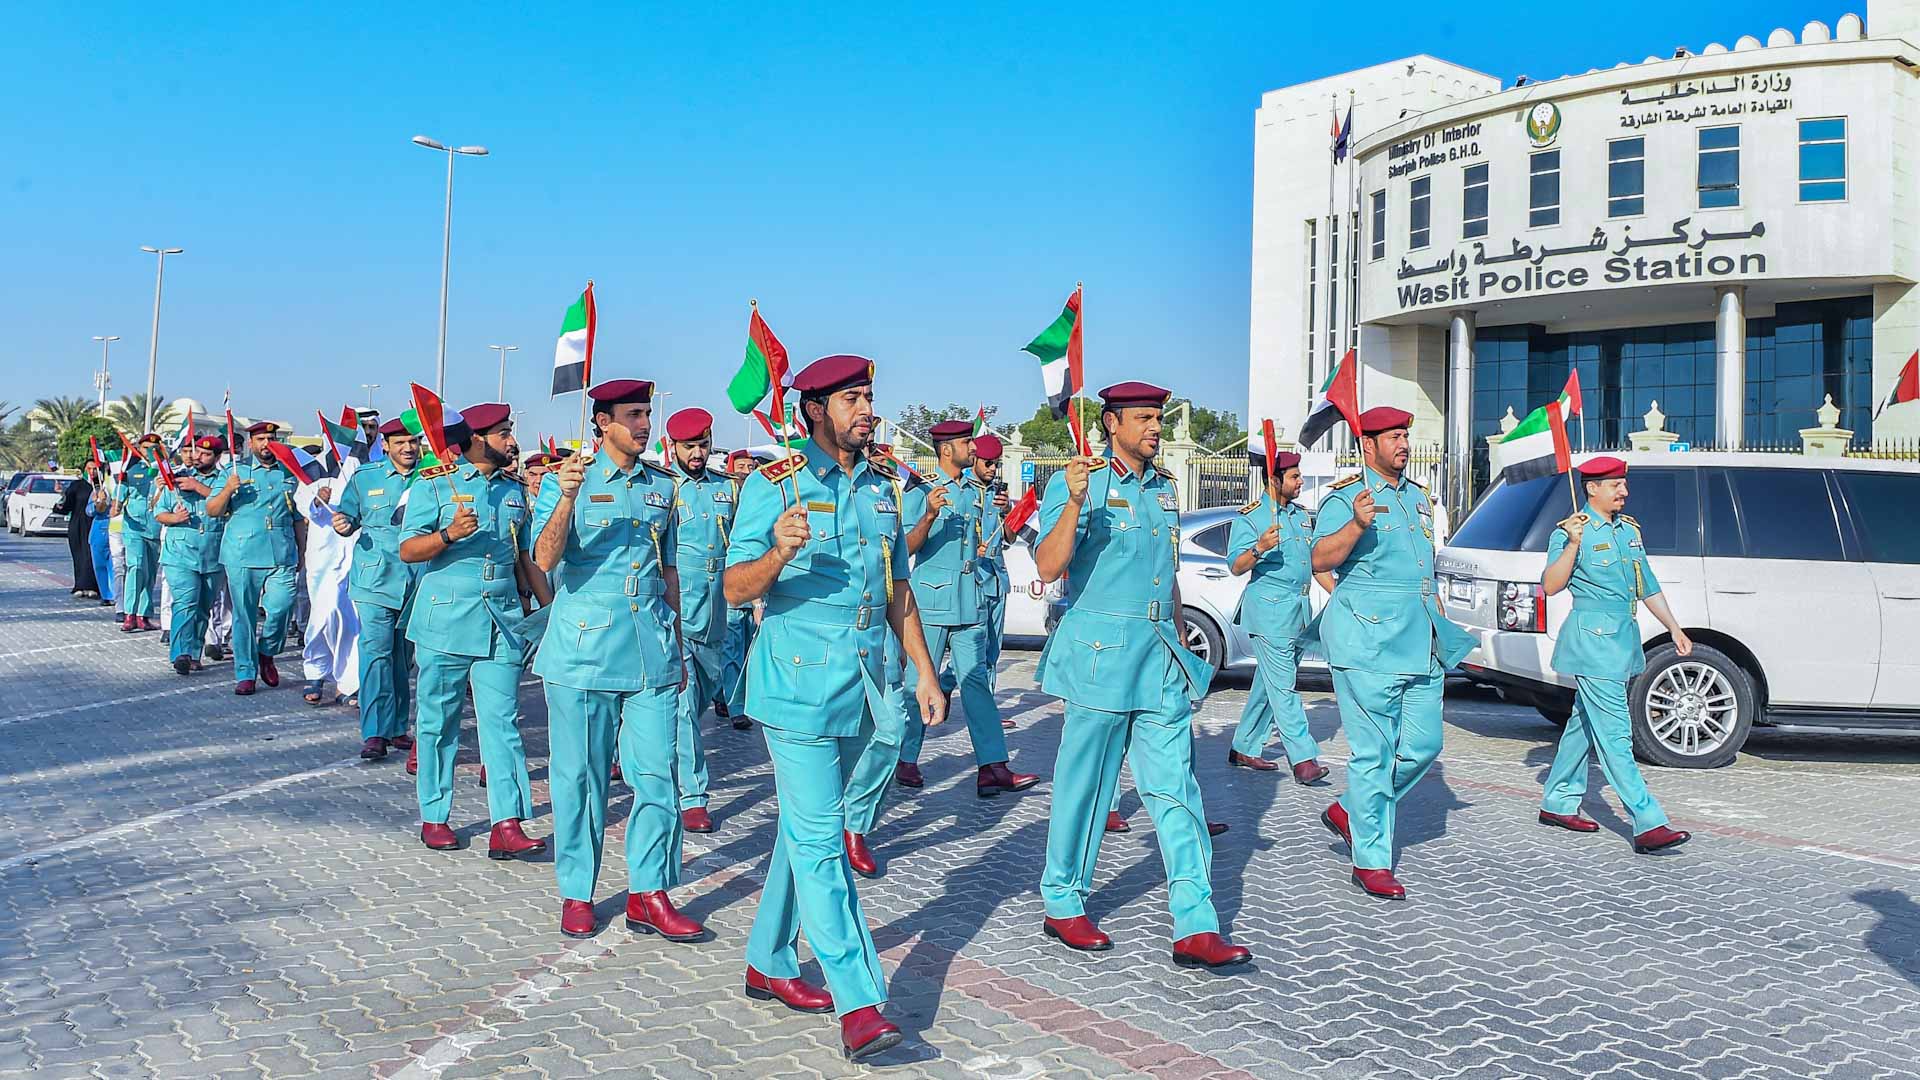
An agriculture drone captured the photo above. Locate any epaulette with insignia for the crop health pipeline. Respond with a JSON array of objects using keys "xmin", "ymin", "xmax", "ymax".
[
  {"xmin": 1084, "ymin": 458, "xmax": 1110, "ymax": 474},
  {"xmin": 1154, "ymin": 464, "xmax": 1176, "ymax": 481},
  {"xmin": 1329, "ymin": 474, "xmax": 1362, "ymax": 491},
  {"xmin": 1406, "ymin": 476, "xmax": 1427, "ymax": 490},
  {"xmin": 705, "ymin": 468, "xmax": 731, "ymax": 483},
  {"xmin": 643, "ymin": 459, "xmax": 677, "ymax": 478},
  {"xmin": 1618, "ymin": 513, "xmax": 1640, "ymax": 530},
  {"xmin": 502, "ymin": 469, "xmax": 524, "ymax": 485},
  {"xmin": 758, "ymin": 453, "xmax": 806, "ymax": 484},
  {"xmin": 418, "ymin": 461, "xmax": 459, "ymax": 482},
  {"xmin": 1238, "ymin": 498, "xmax": 1262, "ymax": 515}
]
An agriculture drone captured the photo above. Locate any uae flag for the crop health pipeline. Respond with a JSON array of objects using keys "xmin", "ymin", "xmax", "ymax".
[
  {"xmin": 1297, "ymin": 349, "xmax": 1360, "ymax": 447},
  {"xmin": 551, "ymin": 283, "xmax": 597, "ymax": 397},
  {"xmin": 970, "ymin": 404, "xmax": 988, "ymax": 437},
  {"xmin": 318, "ymin": 408, "xmax": 360, "ymax": 465},
  {"xmin": 1003, "ymin": 487, "xmax": 1041, "ymax": 545},
  {"xmin": 1874, "ymin": 349, "xmax": 1920, "ymax": 419},
  {"xmin": 727, "ymin": 303, "xmax": 790, "ymax": 414},
  {"xmin": 752, "ymin": 402, "xmax": 806, "ymax": 448},
  {"xmin": 1023, "ymin": 285, "xmax": 1083, "ymax": 418},
  {"xmin": 1494, "ymin": 398, "xmax": 1573, "ymax": 484}
]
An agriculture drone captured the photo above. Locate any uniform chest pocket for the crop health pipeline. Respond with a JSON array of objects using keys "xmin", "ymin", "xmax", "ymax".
[{"xmin": 805, "ymin": 509, "xmax": 841, "ymax": 544}]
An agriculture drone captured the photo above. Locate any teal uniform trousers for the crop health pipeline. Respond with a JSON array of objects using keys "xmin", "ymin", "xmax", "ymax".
[
  {"xmin": 157, "ymin": 475, "xmax": 225, "ymax": 666},
  {"xmin": 1226, "ymin": 495, "xmax": 1319, "ymax": 763},
  {"xmin": 1540, "ymin": 506, "xmax": 1670, "ymax": 832},
  {"xmin": 119, "ymin": 473, "xmax": 161, "ymax": 619},
  {"xmin": 898, "ymin": 469, "xmax": 1007, "ymax": 768},
  {"xmin": 669, "ymin": 465, "xmax": 736, "ymax": 811},
  {"xmin": 335, "ymin": 461, "xmax": 420, "ymax": 741},
  {"xmin": 215, "ymin": 458, "xmax": 301, "ymax": 683}
]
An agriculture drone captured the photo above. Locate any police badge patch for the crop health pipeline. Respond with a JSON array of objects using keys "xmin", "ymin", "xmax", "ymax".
[
  {"xmin": 1156, "ymin": 491, "xmax": 1177, "ymax": 511},
  {"xmin": 644, "ymin": 491, "xmax": 669, "ymax": 508}
]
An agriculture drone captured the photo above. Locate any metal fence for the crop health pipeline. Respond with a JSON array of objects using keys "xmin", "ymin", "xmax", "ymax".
[{"xmin": 1189, "ymin": 456, "xmax": 1255, "ymax": 508}]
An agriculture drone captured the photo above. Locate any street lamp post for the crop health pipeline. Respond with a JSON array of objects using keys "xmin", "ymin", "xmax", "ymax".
[
  {"xmin": 138, "ymin": 246, "xmax": 183, "ymax": 433},
  {"xmin": 411, "ymin": 135, "xmax": 489, "ymax": 398},
  {"xmin": 91, "ymin": 335, "xmax": 121, "ymax": 410},
  {"xmin": 487, "ymin": 344, "xmax": 519, "ymax": 401},
  {"xmin": 361, "ymin": 383, "xmax": 381, "ymax": 411}
]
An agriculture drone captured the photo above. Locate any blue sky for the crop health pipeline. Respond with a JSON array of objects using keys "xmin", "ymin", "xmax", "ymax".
[{"xmin": 1, "ymin": 1, "xmax": 1828, "ymax": 443}]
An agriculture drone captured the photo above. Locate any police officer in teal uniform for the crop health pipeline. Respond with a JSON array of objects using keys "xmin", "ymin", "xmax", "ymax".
[
  {"xmin": 1539, "ymin": 455, "xmax": 1693, "ymax": 854},
  {"xmin": 970, "ymin": 434, "xmax": 1013, "ymax": 698},
  {"xmin": 1226, "ymin": 448, "xmax": 1336, "ymax": 784},
  {"xmin": 1031, "ymin": 381, "xmax": 1250, "ymax": 969},
  {"xmin": 116, "ymin": 433, "xmax": 165, "ymax": 632},
  {"xmin": 662, "ymin": 407, "xmax": 736, "ymax": 835},
  {"xmin": 153, "ymin": 435, "xmax": 228, "ymax": 675},
  {"xmin": 726, "ymin": 354, "xmax": 946, "ymax": 1062},
  {"xmin": 207, "ymin": 421, "xmax": 304, "ymax": 695},
  {"xmin": 533, "ymin": 379, "xmax": 710, "ymax": 941},
  {"xmin": 716, "ymin": 449, "xmax": 760, "ymax": 730},
  {"xmin": 332, "ymin": 417, "xmax": 422, "ymax": 761},
  {"xmin": 893, "ymin": 420, "xmax": 1038, "ymax": 797},
  {"xmin": 1310, "ymin": 407, "xmax": 1476, "ymax": 900},
  {"xmin": 398, "ymin": 403, "xmax": 546, "ymax": 861}
]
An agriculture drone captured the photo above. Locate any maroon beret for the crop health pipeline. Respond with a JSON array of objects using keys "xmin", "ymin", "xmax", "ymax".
[
  {"xmin": 1358, "ymin": 406, "xmax": 1414, "ymax": 435},
  {"xmin": 460, "ymin": 403, "xmax": 512, "ymax": 433},
  {"xmin": 929, "ymin": 420, "xmax": 972, "ymax": 440},
  {"xmin": 1274, "ymin": 450, "xmax": 1302, "ymax": 470},
  {"xmin": 1098, "ymin": 381, "xmax": 1171, "ymax": 410},
  {"xmin": 195, "ymin": 435, "xmax": 225, "ymax": 452},
  {"xmin": 378, "ymin": 417, "xmax": 409, "ymax": 437},
  {"xmin": 139, "ymin": 432, "xmax": 163, "ymax": 445},
  {"xmin": 587, "ymin": 379, "xmax": 653, "ymax": 405},
  {"xmin": 973, "ymin": 433, "xmax": 1004, "ymax": 459},
  {"xmin": 791, "ymin": 354, "xmax": 874, "ymax": 396},
  {"xmin": 665, "ymin": 408, "xmax": 713, "ymax": 442},
  {"xmin": 521, "ymin": 453, "xmax": 552, "ymax": 468},
  {"xmin": 1579, "ymin": 455, "xmax": 1628, "ymax": 480},
  {"xmin": 246, "ymin": 421, "xmax": 279, "ymax": 436}
]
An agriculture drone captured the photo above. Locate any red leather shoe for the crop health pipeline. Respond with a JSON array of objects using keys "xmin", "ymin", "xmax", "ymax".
[
  {"xmin": 1291, "ymin": 760, "xmax": 1331, "ymax": 786},
  {"xmin": 360, "ymin": 737, "xmax": 389, "ymax": 761},
  {"xmin": 478, "ymin": 765, "xmax": 488, "ymax": 787},
  {"xmin": 1351, "ymin": 867, "xmax": 1407, "ymax": 900},
  {"xmin": 744, "ymin": 965, "xmax": 833, "ymax": 1013},
  {"xmin": 405, "ymin": 742, "xmax": 418, "ymax": 775},
  {"xmin": 625, "ymin": 890, "xmax": 708, "ymax": 942},
  {"xmin": 976, "ymin": 762, "xmax": 1040, "ymax": 797},
  {"xmin": 1042, "ymin": 915, "xmax": 1112, "ymax": 952},
  {"xmin": 487, "ymin": 819, "xmax": 547, "ymax": 861},
  {"xmin": 1173, "ymin": 932, "xmax": 1251, "ymax": 968},
  {"xmin": 713, "ymin": 700, "xmax": 730, "ymax": 719},
  {"xmin": 845, "ymin": 831, "xmax": 878, "ymax": 878},
  {"xmin": 1228, "ymin": 750, "xmax": 1279, "ymax": 772},
  {"xmin": 1539, "ymin": 810, "xmax": 1601, "ymax": 833},
  {"xmin": 1208, "ymin": 821, "xmax": 1229, "ymax": 837},
  {"xmin": 681, "ymin": 807, "xmax": 713, "ymax": 834},
  {"xmin": 421, "ymin": 822, "xmax": 460, "ymax": 850},
  {"xmin": 610, "ymin": 760, "xmax": 623, "ymax": 785},
  {"xmin": 258, "ymin": 654, "xmax": 280, "ymax": 688},
  {"xmin": 234, "ymin": 679, "xmax": 257, "ymax": 696},
  {"xmin": 840, "ymin": 1006, "xmax": 902, "ymax": 1062},
  {"xmin": 120, "ymin": 615, "xmax": 137, "ymax": 632},
  {"xmin": 1105, "ymin": 811, "xmax": 1130, "ymax": 833},
  {"xmin": 894, "ymin": 762, "xmax": 924, "ymax": 789},
  {"xmin": 389, "ymin": 734, "xmax": 415, "ymax": 752},
  {"xmin": 1321, "ymin": 801, "xmax": 1352, "ymax": 846},
  {"xmin": 140, "ymin": 617, "xmax": 159, "ymax": 631},
  {"xmin": 560, "ymin": 899, "xmax": 596, "ymax": 938},
  {"xmin": 1633, "ymin": 825, "xmax": 1692, "ymax": 853}
]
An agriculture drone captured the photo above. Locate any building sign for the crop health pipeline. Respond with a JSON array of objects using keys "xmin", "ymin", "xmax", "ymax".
[
  {"xmin": 1393, "ymin": 217, "xmax": 1770, "ymax": 308},
  {"xmin": 1525, "ymin": 102, "xmax": 1562, "ymax": 147},
  {"xmin": 1617, "ymin": 71, "xmax": 1794, "ymax": 130},
  {"xmin": 1386, "ymin": 120, "xmax": 1485, "ymax": 179}
]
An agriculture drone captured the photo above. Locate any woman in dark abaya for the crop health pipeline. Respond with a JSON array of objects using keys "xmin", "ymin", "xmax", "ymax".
[{"xmin": 54, "ymin": 465, "xmax": 100, "ymax": 598}]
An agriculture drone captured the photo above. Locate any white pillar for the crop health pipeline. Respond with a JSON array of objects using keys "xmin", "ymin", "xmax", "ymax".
[
  {"xmin": 1714, "ymin": 285, "xmax": 1746, "ymax": 447},
  {"xmin": 1447, "ymin": 311, "xmax": 1476, "ymax": 508}
]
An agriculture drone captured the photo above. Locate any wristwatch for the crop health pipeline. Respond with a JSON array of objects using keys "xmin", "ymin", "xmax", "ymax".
[{"xmin": 439, "ymin": 527, "xmax": 453, "ymax": 545}]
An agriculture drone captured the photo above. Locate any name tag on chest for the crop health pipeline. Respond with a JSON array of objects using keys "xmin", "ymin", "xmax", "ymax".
[
  {"xmin": 1106, "ymin": 496, "xmax": 1130, "ymax": 509},
  {"xmin": 1594, "ymin": 542, "xmax": 1612, "ymax": 552},
  {"xmin": 807, "ymin": 500, "xmax": 835, "ymax": 513},
  {"xmin": 589, "ymin": 494, "xmax": 616, "ymax": 504}
]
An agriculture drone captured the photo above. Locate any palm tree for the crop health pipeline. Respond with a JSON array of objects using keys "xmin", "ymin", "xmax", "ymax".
[
  {"xmin": 104, "ymin": 392, "xmax": 179, "ymax": 435},
  {"xmin": 28, "ymin": 396, "xmax": 100, "ymax": 437},
  {"xmin": 0, "ymin": 417, "xmax": 54, "ymax": 471}
]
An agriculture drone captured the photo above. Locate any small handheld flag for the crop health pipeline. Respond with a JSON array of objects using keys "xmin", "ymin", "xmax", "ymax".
[
  {"xmin": 1023, "ymin": 285, "xmax": 1084, "ymax": 436},
  {"xmin": 264, "ymin": 441, "xmax": 316, "ymax": 486},
  {"xmin": 1002, "ymin": 487, "xmax": 1041, "ymax": 545},
  {"xmin": 551, "ymin": 283, "xmax": 597, "ymax": 398},
  {"xmin": 1494, "ymin": 398, "xmax": 1573, "ymax": 488},
  {"xmin": 1874, "ymin": 350, "xmax": 1920, "ymax": 419},
  {"xmin": 727, "ymin": 301, "xmax": 790, "ymax": 415},
  {"xmin": 409, "ymin": 383, "xmax": 457, "ymax": 481},
  {"xmin": 1297, "ymin": 349, "xmax": 1361, "ymax": 448}
]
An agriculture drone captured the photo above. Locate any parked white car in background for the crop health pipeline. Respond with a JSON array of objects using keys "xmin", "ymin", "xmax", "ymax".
[
  {"xmin": 6, "ymin": 473, "xmax": 77, "ymax": 536},
  {"xmin": 1438, "ymin": 452, "xmax": 1920, "ymax": 768}
]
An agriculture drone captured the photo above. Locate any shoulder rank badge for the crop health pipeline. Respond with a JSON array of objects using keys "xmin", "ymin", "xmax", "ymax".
[
  {"xmin": 1329, "ymin": 473, "xmax": 1362, "ymax": 491},
  {"xmin": 758, "ymin": 453, "xmax": 806, "ymax": 484},
  {"xmin": 1238, "ymin": 498, "xmax": 1262, "ymax": 515}
]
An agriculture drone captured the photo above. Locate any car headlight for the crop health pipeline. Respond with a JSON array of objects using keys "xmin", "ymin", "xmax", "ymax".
[{"xmin": 1497, "ymin": 581, "xmax": 1546, "ymax": 633}]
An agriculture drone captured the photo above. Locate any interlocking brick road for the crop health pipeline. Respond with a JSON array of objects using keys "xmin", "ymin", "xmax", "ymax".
[{"xmin": 3, "ymin": 531, "xmax": 1918, "ymax": 1079}]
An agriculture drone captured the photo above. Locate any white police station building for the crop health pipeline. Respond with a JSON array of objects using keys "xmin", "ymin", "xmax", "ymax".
[{"xmin": 1249, "ymin": 0, "xmax": 1919, "ymax": 501}]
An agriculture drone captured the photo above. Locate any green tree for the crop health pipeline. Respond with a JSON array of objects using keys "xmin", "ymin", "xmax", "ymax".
[
  {"xmin": 1168, "ymin": 397, "xmax": 1243, "ymax": 453},
  {"xmin": 29, "ymin": 395, "xmax": 99, "ymax": 437},
  {"xmin": 1015, "ymin": 400, "xmax": 1100, "ymax": 453},
  {"xmin": 0, "ymin": 400, "xmax": 15, "ymax": 428},
  {"xmin": 888, "ymin": 402, "xmax": 1011, "ymax": 446},
  {"xmin": 1, "ymin": 418, "xmax": 56, "ymax": 471},
  {"xmin": 55, "ymin": 415, "xmax": 122, "ymax": 472},
  {"xmin": 104, "ymin": 392, "xmax": 179, "ymax": 435}
]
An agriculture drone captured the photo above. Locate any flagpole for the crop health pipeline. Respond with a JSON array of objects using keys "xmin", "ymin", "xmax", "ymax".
[{"xmin": 575, "ymin": 281, "xmax": 596, "ymax": 457}]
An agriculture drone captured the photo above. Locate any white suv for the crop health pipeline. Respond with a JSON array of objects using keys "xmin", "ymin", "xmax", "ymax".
[{"xmin": 1436, "ymin": 452, "xmax": 1920, "ymax": 768}]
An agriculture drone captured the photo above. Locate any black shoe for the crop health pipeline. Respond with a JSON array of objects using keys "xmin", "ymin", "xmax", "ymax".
[
  {"xmin": 172, "ymin": 656, "xmax": 193, "ymax": 675},
  {"xmin": 206, "ymin": 644, "xmax": 227, "ymax": 661}
]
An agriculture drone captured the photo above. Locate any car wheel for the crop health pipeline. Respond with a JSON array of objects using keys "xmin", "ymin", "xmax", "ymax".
[
  {"xmin": 1181, "ymin": 607, "xmax": 1225, "ymax": 674},
  {"xmin": 1629, "ymin": 642, "xmax": 1756, "ymax": 769}
]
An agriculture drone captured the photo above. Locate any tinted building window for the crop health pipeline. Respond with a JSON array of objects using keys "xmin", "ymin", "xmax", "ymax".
[
  {"xmin": 1370, "ymin": 190, "xmax": 1386, "ymax": 261},
  {"xmin": 1799, "ymin": 118, "xmax": 1847, "ymax": 202},
  {"xmin": 1698, "ymin": 126, "xmax": 1740, "ymax": 208},
  {"xmin": 1608, "ymin": 138, "xmax": 1644, "ymax": 217},
  {"xmin": 1528, "ymin": 151, "xmax": 1559, "ymax": 227},
  {"xmin": 1409, "ymin": 175, "xmax": 1431, "ymax": 249},
  {"xmin": 1463, "ymin": 164, "xmax": 1488, "ymax": 239},
  {"xmin": 1839, "ymin": 472, "xmax": 1920, "ymax": 564},
  {"xmin": 1725, "ymin": 468, "xmax": 1844, "ymax": 561},
  {"xmin": 1744, "ymin": 296, "xmax": 1873, "ymax": 447}
]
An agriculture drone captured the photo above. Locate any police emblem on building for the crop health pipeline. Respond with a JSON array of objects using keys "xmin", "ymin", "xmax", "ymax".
[{"xmin": 1524, "ymin": 101, "xmax": 1561, "ymax": 147}]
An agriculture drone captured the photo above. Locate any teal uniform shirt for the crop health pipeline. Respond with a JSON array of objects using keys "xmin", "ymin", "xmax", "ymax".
[
  {"xmin": 1547, "ymin": 506, "xmax": 1660, "ymax": 678},
  {"xmin": 215, "ymin": 459, "xmax": 300, "ymax": 570},
  {"xmin": 1227, "ymin": 495, "xmax": 1314, "ymax": 639},
  {"xmin": 1035, "ymin": 459, "xmax": 1213, "ymax": 709},
  {"xmin": 334, "ymin": 461, "xmax": 421, "ymax": 609},
  {"xmin": 156, "ymin": 476, "xmax": 226, "ymax": 573},
  {"xmin": 671, "ymin": 466, "xmax": 735, "ymax": 648},
  {"xmin": 529, "ymin": 458, "xmax": 681, "ymax": 690},
  {"xmin": 401, "ymin": 464, "xmax": 534, "ymax": 656},
  {"xmin": 726, "ymin": 439, "xmax": 907, "ymax": 736},
  {"xmin": 1310, "ymin": 467, "xmax": 1475, "ymax": 674},
  {"xmin": 901, "ymin": 470, "xmax": 988, "ymax": 628},
  {"xmin": 118, "ymin": 470, "xmax": 162, "ymax": 543}
]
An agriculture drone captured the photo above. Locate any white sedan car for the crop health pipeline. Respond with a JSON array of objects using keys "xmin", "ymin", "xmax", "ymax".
[{"xmin": 7, "ymin": 474, "xmax": 77, "ymax": 536}]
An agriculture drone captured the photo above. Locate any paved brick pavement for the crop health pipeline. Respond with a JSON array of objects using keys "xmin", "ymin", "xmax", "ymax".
[{"xmin": 2, "ymin": 531, "xmax": 1918, "ymax": 1079}]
